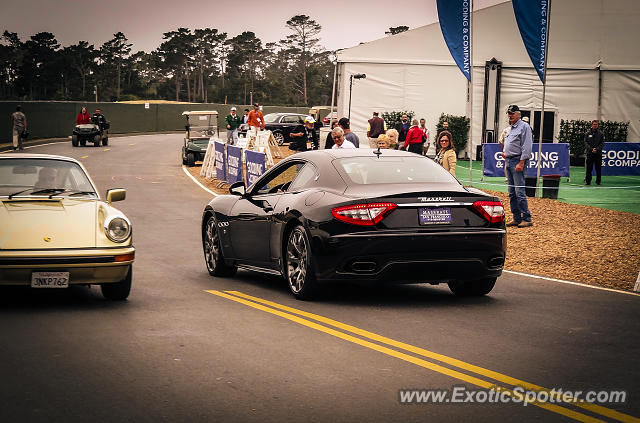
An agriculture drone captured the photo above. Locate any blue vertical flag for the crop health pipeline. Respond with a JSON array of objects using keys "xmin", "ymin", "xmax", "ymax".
[
  {"xmin": 512, "ymin": 0, "xmax": 550, "ymax": 83},
  {"xmin": 436, "ymin": 0, "xmax": 472, "ymax": 81}
]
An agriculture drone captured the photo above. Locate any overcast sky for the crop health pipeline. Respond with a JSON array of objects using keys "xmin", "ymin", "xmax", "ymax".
[{"xmin": 2, "ymin": 0, "xmax": 504, "ymax": 52}]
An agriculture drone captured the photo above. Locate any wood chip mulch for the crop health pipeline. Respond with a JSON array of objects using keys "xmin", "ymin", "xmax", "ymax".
[
  {"xmin": 186, "ymin": 154, "xmax": 640, "ymax": 293},
  {"xmin": 489, "ymin": 190, "xmax": 639, "ymax": 292}
]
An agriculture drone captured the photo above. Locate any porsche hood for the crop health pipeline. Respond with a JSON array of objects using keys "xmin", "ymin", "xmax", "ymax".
[{"xmin": 0, "ymin": 199, "xmax": 98, "ymax": 249}]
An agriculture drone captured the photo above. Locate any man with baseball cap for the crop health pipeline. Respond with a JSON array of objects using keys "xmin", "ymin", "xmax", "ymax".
[
  {"xmin": 289, "ymin": 116, "xmax": 319, "ymax": 151},
  {"xmin": 225, "ymin": 106, "xmax": 241, "ymax": 145},
  {"xmin": 502, "ymin": 104, "xmax": 533, "ymax": 228}
]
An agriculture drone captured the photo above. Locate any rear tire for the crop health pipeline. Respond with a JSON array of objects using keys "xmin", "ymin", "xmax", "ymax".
[
  {"xmin": 72, "ymin": 135, "xmax": 79, "ymax": 147},
  {"xmin": 93, "ymin": 135, "xmax": 101, "ymax": 147},
  {"xmin": 187, "ymin": 152, "xmax": 196, "ymax": 167},
  {"xmin": 102, "ymin": 137, "xmax": 108, "ymax": 146},
  {"xmin": 203, "ymin": 215, "xmax": 237, "ymax": 277},
  {"xmin": 448, "ymin": 277, "xmax": 496, "ymax": 297},
  {"xmin": 101, "ymin": 266, "xmax": 132, "ymax": 300},
  {"xmin": 273, "ymin": 132, "xmax": 285, "ymax": 146},
  {"xmin": 285, "ymin": 226, "xmax": 319, "ymax": 300}
]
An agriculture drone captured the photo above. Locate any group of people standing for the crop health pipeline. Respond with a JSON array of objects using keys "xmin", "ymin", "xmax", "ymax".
[{"xmin": 225, "ymin": 104, "xmax": 260, "ymax": 145}]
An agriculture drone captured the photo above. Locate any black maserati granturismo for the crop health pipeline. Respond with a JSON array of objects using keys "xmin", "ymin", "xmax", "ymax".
[{"xmin": 202, "ymin": 148, "xmax": 506, "ymax": 300}]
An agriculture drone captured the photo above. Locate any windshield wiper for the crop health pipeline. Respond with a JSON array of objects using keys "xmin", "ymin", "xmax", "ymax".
[
  {"xmin": 66, "ymin": 190, "xmax": 96, "ymax": 197},
  {"xmin": 8, "ymin": 188, "xmax": 34, "ymax": 199},
  {"xmin": 29, "ymin": 188, "xmax": 67, "ymax": 198}
]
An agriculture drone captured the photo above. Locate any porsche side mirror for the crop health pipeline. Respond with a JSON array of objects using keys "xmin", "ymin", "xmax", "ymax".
[
  {"xmin": 229, "ymin": 181, "xmax": 246, "ymax": 197},
  {"xmin": 106, "ymin": 188, "xmax": 126, "ymax": 203}
]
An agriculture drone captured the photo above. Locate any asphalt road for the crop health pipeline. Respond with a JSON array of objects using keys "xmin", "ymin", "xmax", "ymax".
[{"xmin": 1, "ymin": 134, "xmax": 639, "ymax": 423}]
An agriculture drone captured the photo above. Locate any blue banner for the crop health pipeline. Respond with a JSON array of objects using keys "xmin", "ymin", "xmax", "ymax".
[
  {"xmin": 483, "ymin": 143, "xmax": 570, "ymax": 177},
  {"xmin": 436, "ymin": 0, "xmax": 471, "ymax": 81},
  {"xmin": 512, "ymin": 0, "xmax": 550, "ymax": 83},
  {"xmin": 245, "ymin": 149, "xmax": 266, "ymax": 186},
  {"xmin": 214, "ymin": 141, "xmax": 226, "ymax": 181},
  {"xmin": 226, "ymin": 145, "xmax": 243, "ymax": 184},
  {"xmin": 600, "ymin": 143, "xmax": 640, "ymax": 176}
]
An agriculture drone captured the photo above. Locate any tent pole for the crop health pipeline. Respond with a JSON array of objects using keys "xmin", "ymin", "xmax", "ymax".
[
  {"xmin": 535, "ymin": 0, "xmax": 552, "ymax": 197},
  {"xmin": 468, "ymin": 0, "xmax": 474, "ymax": 186},
  {"xmin": 330, "ymin": 56, "xmax": 337, "ymax": 124}
]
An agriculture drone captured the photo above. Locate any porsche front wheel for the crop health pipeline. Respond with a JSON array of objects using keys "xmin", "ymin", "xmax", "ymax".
[
  {"xmin": 101, "ymin": 265, "xmax": 132, "ymax": 300},
  {"xmin": 204, "ymin": 216, "xmax": 237, "ymax": 277},
  {"xmin": 286, "ymin": 226, "xmax": 319, "ymax": 300}
]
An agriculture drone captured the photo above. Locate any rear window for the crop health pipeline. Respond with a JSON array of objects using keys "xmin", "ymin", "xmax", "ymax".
[
  {"xmin": 263, "ymin": 114, "xmax": 280, "ymax": 123},
  {"xmin": 334, "ymin": 156, "xmax": 458, "ymax": 185}
]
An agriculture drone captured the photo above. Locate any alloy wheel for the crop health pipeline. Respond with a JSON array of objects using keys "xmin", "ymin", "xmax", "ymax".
[
  {"xmin": 287, "ymin": 229, "xmax": 308, "ymax": 293},
  {"xmin": 204, "ymin": 217, "xmax": 220, "ymax": 273}
]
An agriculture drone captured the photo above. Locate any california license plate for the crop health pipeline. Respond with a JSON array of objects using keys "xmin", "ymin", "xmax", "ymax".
[
  {"xmin": 31, "ymin": 271, "xmax": 70, "ymax": 288},
  {"xmin": 419, "ymin": 207, "xmax": 452, "ymax": 225}
]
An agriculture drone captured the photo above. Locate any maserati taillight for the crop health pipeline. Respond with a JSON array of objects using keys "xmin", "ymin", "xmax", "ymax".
[
  {"xmin": 472, "ymin": 201, "xmax": 505, "ymax": 223},
  {"xmin": 331, "ymin": 203, "xmax": 397, "ymax": 226}
]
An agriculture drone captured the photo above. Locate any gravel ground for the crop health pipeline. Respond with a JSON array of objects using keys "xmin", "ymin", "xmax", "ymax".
[{"xmin": 187, "ymin": 151, "xmax": 640, "ymax": 293}]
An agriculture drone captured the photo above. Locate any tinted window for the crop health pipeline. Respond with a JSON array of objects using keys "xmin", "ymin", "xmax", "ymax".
[
  {"xmin": 288, "ymin": 164, "xmax": 317, "ymax": 191},
  {"xmin": 334, "ymin": 156, "xmax": 457, "ymax": 185},
  {"xmin": 254, "ymin": 162, "xmax": 306, "ymax": 194},
  {"xmin": 281, "ymin": 115, "xmax": 301, "ymax": 124}
]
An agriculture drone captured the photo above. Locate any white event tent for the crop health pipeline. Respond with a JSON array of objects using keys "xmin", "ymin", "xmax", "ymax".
[{"xmin": 334, "ymin": 0, "xmax": 640, "ymax": 156}]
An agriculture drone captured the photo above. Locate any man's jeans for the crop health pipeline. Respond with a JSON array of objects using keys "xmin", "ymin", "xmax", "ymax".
[
  {"xmin": 506, "ymin": 157, "xmax": 531, "ymax": 223},
  {"xmin": 226, "ymin": 129, "xmax": 238, "ymax": 145}
]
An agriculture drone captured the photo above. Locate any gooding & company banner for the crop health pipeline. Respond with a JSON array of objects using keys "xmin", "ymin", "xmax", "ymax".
[
  {"xmin": 214, "ymin": 141, "xmax": 226, "ymax": 181},
  {"xmin": 483, "ymin": 143, "xmax": 570, "ymax": 177},
  {"xmin": 226, "ymin": 145, "xmax": 243, "ymax": 184},
  {"xmin": 245, "ymin": 149, "xmax": 266, "ymax": 186},
  {"xmin": 436, "ymin": 0, "xmax": 471, "ymax": 81}
]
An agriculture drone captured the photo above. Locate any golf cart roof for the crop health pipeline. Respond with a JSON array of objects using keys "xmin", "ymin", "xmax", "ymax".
[{"xmin": 182, "ymin": 110, "xmax": 218, "ymax": 116}]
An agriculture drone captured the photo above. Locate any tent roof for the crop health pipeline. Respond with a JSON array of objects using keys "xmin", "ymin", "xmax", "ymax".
[{"xmin": 337, "ymin": 0, "xmax": 640, "ymax": 71}]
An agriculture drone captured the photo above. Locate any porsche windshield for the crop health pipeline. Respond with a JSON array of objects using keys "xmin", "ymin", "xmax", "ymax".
[
  {"xmin": 334, "ymin": 156, "xmax": 458, "ymax": 185},
  {"xmin": 0, "ymin": 158, "xmax": 96, "ymax": 197}
]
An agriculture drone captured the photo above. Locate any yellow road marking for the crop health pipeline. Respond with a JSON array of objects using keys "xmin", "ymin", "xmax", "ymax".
[
  {"xmin": 224, "ymin": 290, "xmax": 638, "ymax": 423},
  {"xmin": 207, "ymin": 290, "xmax": 612, "ymax": 423},
  {"xmin": 80, "ymin": 155, "xmax": 88, "ymax": 159},
  {"xmin": 103, "ymin": 148, "xmax": 110, "ymax": 151},
  {"xmin": 129, "ymin": 143, "xmax": 136, "ymax": 146}
]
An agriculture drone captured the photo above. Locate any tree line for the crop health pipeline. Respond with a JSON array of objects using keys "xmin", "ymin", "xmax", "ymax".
[{"xmin": 0, "ymin": 15, "xmax": 337, "ymax": 106}]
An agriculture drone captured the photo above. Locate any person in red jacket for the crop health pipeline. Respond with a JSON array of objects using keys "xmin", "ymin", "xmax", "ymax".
[
  {"xmin": 76, "ymin": 107, "xmax": 91, "ymax": 124},
  {"xmin": 402, "ymin": 119, "xmax": 424, "ymax": 154}
]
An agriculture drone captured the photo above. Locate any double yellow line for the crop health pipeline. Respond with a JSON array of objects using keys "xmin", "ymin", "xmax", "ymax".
[{"xmin": 206, "ymin": 290, "xmax": 639, "ymax": 423}]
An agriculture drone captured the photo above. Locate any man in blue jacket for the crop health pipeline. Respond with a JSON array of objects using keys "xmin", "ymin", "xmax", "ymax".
[{"xmin": 502, "ymin": 105, "xmax": 533, "ymax": 228}]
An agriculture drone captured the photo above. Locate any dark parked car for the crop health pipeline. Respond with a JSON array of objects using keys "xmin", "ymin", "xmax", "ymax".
[
  {"xmin": 201, "ymin": 149, "xmax": 507, "ymax": 300},
  {"xmin": 263, "ymin": 113, "xmax": 308, "ymax": 145}
]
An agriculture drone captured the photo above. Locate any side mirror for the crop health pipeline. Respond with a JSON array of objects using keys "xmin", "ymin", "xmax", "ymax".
[
  {"xmin": 229, "ymin": 181, "xmax": 246, "ymax": 197},
  {"xmin": 106, "ymin": 188, "xmax": 126, "ymax": 203}
]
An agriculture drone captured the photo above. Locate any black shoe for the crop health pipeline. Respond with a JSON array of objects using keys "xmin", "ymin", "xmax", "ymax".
[
  {"xmin": 596, "ymin": 181, "xmax": 601, "ymax": 185},
  {"xmin": 585, "ymin": 182, "xmax": 591, "ymax": 186}
]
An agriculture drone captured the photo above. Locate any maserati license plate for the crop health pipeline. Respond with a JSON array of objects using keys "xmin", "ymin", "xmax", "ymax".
[
  {"xmin": 31, "ymin": 271, "xmax": 70, "ymax": 288},
  {"xmin": 419, "ymin": 207, "xmax": 452, "ymax": 225}
]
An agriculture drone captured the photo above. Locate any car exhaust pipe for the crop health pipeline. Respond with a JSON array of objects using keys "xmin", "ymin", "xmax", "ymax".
[
  {"xmin": 488, "ymin": 256, "xmax": 505, "ymax": 268},
  {"xmin": 351, "ymin": 261, "xmax": 377, "ymax": 273}
]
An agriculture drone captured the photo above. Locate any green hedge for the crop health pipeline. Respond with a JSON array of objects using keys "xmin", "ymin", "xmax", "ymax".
[
  {"xmin": 381, "ymin": 110, "xmax": 415, "ymax": 131},
  {"xmin": 436, "ymin": 113, "xmax": 470, "ymax": 155},
  {"xmin": 559, "ymin": 119, "xmax": 629, "ymax": 157}
]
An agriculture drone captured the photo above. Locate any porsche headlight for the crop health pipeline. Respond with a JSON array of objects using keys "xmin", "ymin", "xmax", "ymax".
[{"xmin": 104, "ymin": 215, "xmax": 131, "ymax": 243}]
